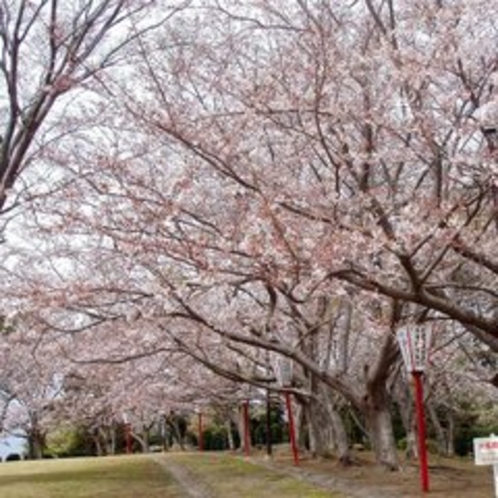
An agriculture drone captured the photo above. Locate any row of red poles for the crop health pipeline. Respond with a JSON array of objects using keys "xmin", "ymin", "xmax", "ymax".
[
  {"xmin": 197, "ymin": 391, "xmax": 299, "ymax": 465},
  {"xmin": 130, "ymin": 380, "xmax": 427, "ymax": 493},
  {"xmin": 198, "ymin": 383, "xmax": 428, "ymax": 493}
]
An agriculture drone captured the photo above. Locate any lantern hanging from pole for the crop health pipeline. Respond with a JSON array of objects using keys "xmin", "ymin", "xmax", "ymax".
[
  {"xmin": 277, "ymin": 357, "xmax": 293, "ymax": 387},
  {"xmin": 396, "ymin": 325, "xmax": 433, "ymax": 493},
  {"xmin": 397, "ymin": 326, "xmax": 432, "ymax": 373}
]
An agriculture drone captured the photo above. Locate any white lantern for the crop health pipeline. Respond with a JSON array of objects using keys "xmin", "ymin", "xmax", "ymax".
[
  {"xmin": 397, "ymin": 326, "xmax": 432, "ymax": 373},
  {"xmin": 277, "ymin": 357, "xmax": 293, "ymax": 387}
]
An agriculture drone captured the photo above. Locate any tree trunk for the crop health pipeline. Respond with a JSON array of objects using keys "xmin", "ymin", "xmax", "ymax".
[
  {"xmin": 393, "ymin": 375, "xmax": 417, "ymax": 461},
  {"xmin": 167, "ymin": 414, "xmax": 186, "ymax": 450},
  {"xmin": 427, "ymin": 401, "xmax": 455, "ymax": 457},
  {"xmin": 366, "ymin": 404, "xmax": 399, "ymax": 469},
  {"xmin": 109, "ymin": 424, "xmax": 117, "ymax": 455},
  {"xmin": 363, "ymin": 385, "xmax": 399, "ymax": 470},
  {"xmin": 428, "ymin": 401, "xmax": 447, "ymax": 456},
  {"xmin": 99, "ymin": 427, "xmax": 114, "ymax": 456},
  {"xmin": 405, "ymin": 426, "xmax": 418, "ymax": 461},
  {"xmin": 141, "ymin": 428, "xmax": 150, "ymax": 453},
  {"xmin": 28, "ymin": 429, "xmax": 45, "ymax": 460},
  {"xmin": 329, "ymin": 407, "xmax": 353, "ymax": 465},
  {"xmin": 92, "ymin": 432, "xmax": 103, "ymax": 456},
  {"xmin": 316, "ymin": 382, "xmax": 353, "ymax": 465},
  {"xmin": 295, "ymin": 401, "xmax": 308, "ymax": 452},
  {"xmin": 446, "ymin": 411, "xmax": 455, "ymax": 457},
  {"xmin": 236, "ymin": 403, "xmax": 251, "ymax": 453},
  {"xmin": 27, "ymin": 413, "xmax": 45, "ymax": 460},
  {"xmin": 225, "ymin": 419, "xmax": 235, "ymax": 451},
  {"xmin": 306, "ymin": 398, "xmax": 334, "ymax": 458},
  {"xmin": 360, "ymin": 325, "xmax": 400, "ymax": 470},
  {"xmin": 298, "ymin": 383, "xmax": 353, "ymax": 465},
  {"xmin": 160, "ymin": 416, "xmax": 169, "ymax": 452},
  {"xmin": 131, "ymin": 429, "xmax": 150, "ymax": 453}
]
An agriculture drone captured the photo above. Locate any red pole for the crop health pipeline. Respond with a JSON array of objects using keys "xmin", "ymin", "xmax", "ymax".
[
  {"xmin": 198, "ymin": 412, "xmax": 204, "ymax": 451},
  {"xmin": 243, "ymin": 400, "xmax": 250, "ymax": 456},
  {"xmin": 285, "ymin": 392, "xmax": 299, "ymax": 466},
  {"xmin": 413, "ymin": 372, "xmax": 429, "ymax": 493}
]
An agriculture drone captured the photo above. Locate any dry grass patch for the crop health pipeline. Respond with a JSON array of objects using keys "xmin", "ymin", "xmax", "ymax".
[{"xmin": 268, "ymin": 449, "xmax": 495, "ymax": 498}]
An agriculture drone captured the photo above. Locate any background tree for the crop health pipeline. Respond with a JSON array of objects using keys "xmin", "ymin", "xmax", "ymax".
[{"xmin": 0, "ymin": 0, "xmax": 183, "ymax": 221}]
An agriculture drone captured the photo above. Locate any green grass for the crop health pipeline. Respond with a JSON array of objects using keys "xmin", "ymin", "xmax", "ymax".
[
  {"xmin": 0, "ymin": 455, "xmax": 184, "ymax": 498},
  {"xmin": 0, "ymin": 453, "xmax": 347, "ymax": 498},
  {"xmin": 169, "ymin": 453, "xmax": 345, "ymax": 497}
]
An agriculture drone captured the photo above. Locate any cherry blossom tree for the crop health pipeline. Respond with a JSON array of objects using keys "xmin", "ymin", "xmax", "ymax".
[
  {"xmin": 2, "ymin": 0, "xmax": 497, "ymax": 470},
  {"xmin": 0, "ymin": 314, "xmax": 67, "ymax": 458},
  {"xmin": 0, "ymin": 0, "xmax": 187, "ymax": 222},
  {"xmin": 82, "ymin": 0, "xmax": 494, "ymax": 466}
]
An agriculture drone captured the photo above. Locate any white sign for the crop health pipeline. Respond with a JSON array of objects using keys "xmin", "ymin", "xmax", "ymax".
[
  {"xmin": 474, "ymin": 436, "xmax": 498, "ymax": 465},
  {"xmin": 397, "ymin": 327, "xmax": 432, "ymax": 373},
  {"xmin": 474, "ymin": 436, "xmax": 498, "ymax": 498}
]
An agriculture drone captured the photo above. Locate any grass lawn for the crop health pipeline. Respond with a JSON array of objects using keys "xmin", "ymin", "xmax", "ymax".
[
  {"xmin": 168, "ymin": 453, "xmax": 345, "ymax": 497},
  {"xmin": 0, "ymin": 455, "xmax": 185, "ymax": 498},
  {"xmin": 2, "ymin": 450, "xmax": 488, "ymax": 498},
  {"xmin": 0, "ymin": 453, "xmax": 345, "ymax": 498}
]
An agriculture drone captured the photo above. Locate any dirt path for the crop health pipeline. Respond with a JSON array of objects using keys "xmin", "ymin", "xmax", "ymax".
[
  {"xmin": 152, "ymin": 455, "xmax": 216, "ymax": 498},
  {"xmin": 246, "ymin": 457, "xmax": 399, "ymax": 498},
  {"xmin": 152, "ymin": 453, "xmax": 357, "ymax": 497},
  {"xmin": 153, "ymin": 452, "xmax": 386, "ymax": 497},
  {"xmin": 152, "ymin": 452, "xmax": 492, "ymax": 498},
  {"xmin": 245, "ymin": 453, "xmax": 494, "ymax": 498}
]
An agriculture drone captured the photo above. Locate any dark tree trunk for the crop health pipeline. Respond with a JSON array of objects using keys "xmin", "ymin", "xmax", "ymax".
[{"xmin": 28, "ymin": 429, "xmax": 45, "ymax": 460}]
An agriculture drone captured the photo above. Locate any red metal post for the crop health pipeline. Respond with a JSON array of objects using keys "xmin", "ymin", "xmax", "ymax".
[
  {"xmin": 243, "ymin": 400, "xmax": 250, "ymax": 456},
  {"xmin": 285, "ymin": 392, "xmax": 299, "ymax": 466},
  {"xmin": 198, "ymin": 412, "xmax": 204, "ymax": 451},
  {"xmin": 413, "ymin": 371, "xmax": 429, "ymax": 493}
]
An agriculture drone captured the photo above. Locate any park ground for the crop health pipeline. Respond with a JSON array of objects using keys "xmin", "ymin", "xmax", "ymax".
[{"xmin": 0, "ymin": 448, "xmax": 494, "ymax": 498}]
